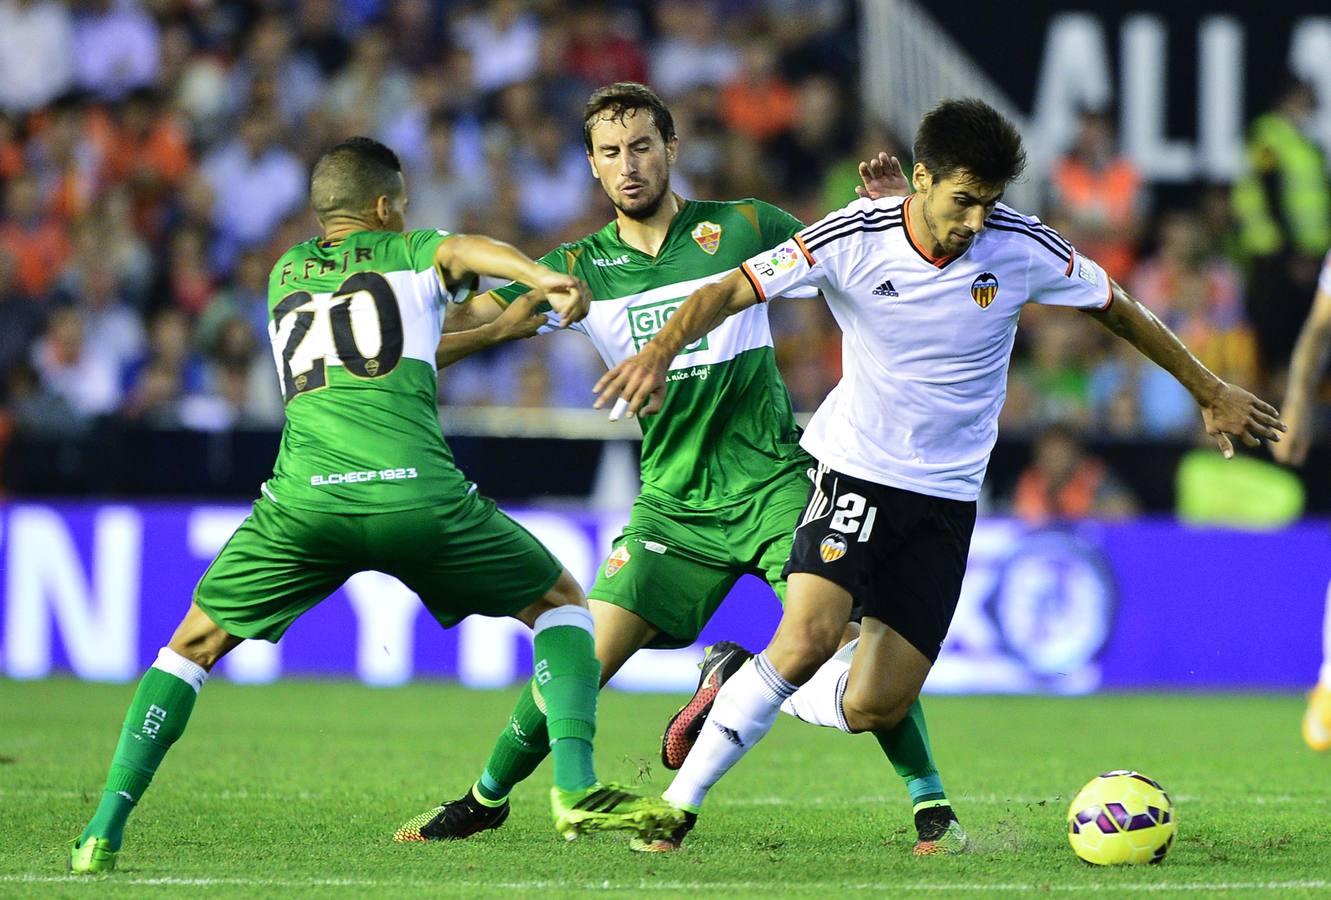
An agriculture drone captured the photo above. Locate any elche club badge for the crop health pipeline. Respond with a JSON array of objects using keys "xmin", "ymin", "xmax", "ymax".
[
  {"xmin": 971, "ymin": 272, "xmax": 999, "ymax": 309},
  {"xmin": 605, "ymin": 544, "xmax": 631, "ymax": 578},
  {"xmin": 692, "ymin": 221, "xmax": 722, "ymax": 255},
  {"xmin": 819, "ymin": 533, "xmax": 847, "ymax": 563}
]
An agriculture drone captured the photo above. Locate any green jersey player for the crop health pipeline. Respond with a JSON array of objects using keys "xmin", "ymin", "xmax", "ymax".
[
  {"xmin": 66, "ymin": 137, "xmax": 681, "ymax": 875},
  {"xmin": 403, "ymin": 83, "xmax": 964, "ymax": 855}
]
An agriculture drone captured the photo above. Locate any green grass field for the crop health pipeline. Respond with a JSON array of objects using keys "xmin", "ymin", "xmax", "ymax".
[{"xmin": 2, "ymin": 679, "xmax": 1328, "ymax": 898}]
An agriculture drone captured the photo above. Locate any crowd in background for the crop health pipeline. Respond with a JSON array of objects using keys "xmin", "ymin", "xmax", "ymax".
[{"xmin": 0, "ymin": 0, "xmax": 1327, "ymax": 506}]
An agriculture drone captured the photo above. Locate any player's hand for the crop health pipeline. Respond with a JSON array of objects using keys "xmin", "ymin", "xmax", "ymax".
[
  {"xmin": 1200, "ymin": 382, "xmax": 1286, "ymax": 459},
  {"xmin": 593, "ymin": 345, "xmax": 669, "ymax": 420},
  {"xmin": 856, "ymin": 152, "xmax": 909, "ymax": 200},
  {"xmin": 491, "ymin": 291, "xmax": 547, "ymax": 343},
  {"xmin": 529, "ymin": 270, "xmax": 589, "ymax": 328},
  {"xmin": 1270, "ymin": 402, "xmax": 1310, "ymax": 466}
]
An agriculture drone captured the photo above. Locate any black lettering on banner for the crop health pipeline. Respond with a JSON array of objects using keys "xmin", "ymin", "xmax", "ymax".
[{"xmin": 274, "ymin": 272, "xmax": 406, "ymax": 402}]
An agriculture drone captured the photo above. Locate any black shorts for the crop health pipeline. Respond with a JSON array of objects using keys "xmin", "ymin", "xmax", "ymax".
[{"xmin": 782, "ymin": 462, "xmax": 977, "ymax": 662}]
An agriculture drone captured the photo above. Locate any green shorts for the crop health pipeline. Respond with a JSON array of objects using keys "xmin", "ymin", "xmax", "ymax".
[
  {"xmin": 589, "ymin": 471, "xmax": 811, "ymax": 649},
  {"xmin": 194, "ymin": 491, "xmax": 562, "ymax": 642}
]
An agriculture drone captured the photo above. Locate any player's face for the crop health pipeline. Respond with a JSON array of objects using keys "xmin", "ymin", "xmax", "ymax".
[
  {"xmin": 586, "ymin": 110, "xmax": 677, "ymax": 221},
  {"xmin": 913, "ymin": 165, "xmax": 1004, "ymax": 256}
]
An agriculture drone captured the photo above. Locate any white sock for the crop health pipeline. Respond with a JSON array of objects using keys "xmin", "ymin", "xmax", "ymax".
[
  {"xmin": 1320, "ymin": 578, "xmax": 1331, "ymax": 688},
  {"xmin": 780, "ymin": 639, "xmax": 855, "ymax": 732},
  {"xmin": 663, "ymin": 652, "xmax": 796, "ymax": 811}
]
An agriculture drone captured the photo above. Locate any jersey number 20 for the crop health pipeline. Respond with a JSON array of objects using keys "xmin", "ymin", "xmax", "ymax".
[{"xmin": 273, "ymin": 271, "xmax": 405, "ymax": 402}]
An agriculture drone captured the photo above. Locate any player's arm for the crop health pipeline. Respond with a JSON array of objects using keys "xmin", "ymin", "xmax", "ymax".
[
  {"xmin": 435, "ymin": 234, "xmax": 589, "ymax": 327},
  {"xmin": 435, "ymin": 290, "xmax": 547, "ymax": 368},
  {"xmin": 593, "ymin": 268, "xmax": 759, "ymax": 417},
  {"xmin": 1274, "ymin": 283, "xmax": 1331, "ymax": 465},
  {"xmin": 1086, "ymin": 280, "xmax": 1286, "ymax": 457}
]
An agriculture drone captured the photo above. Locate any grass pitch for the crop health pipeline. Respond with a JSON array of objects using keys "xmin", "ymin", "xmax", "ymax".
[{"xmin": 1, "ymin": 679, "xmax": 1328, "ymax": 898}]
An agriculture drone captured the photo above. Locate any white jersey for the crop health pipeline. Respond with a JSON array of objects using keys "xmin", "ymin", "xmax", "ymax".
[
  {"xmin": 1320, "ymin": 249, "xmax": 1331, "ymax": 296},
  {"xmin": 741, "ymin": 195, "xmax": 1112, "ymax": 501}
]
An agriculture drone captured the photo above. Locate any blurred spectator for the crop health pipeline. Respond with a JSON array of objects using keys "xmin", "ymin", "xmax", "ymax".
[
  {"xmin": 1048, "ymin": 110, "xmax": 1145, "ymax": 283},
  {"xmin": 197, "ymin": 247, "xmax": 270, "ymax": 350},
  {"xmin": 1011, "ymin": 423, "xmax": 1137, "ymax": 525},
  {"xmin": 720, "ymin": 33, "xmax": 797, "ymax": 144},
  {"xmin": 649, "ymin": 0, "xmax": 741, "ymax": 99},
  {"xmin": 453, "ymin": 0, "xmax": 542, "ymax": 95},
  {"xmin": 31, "ymin": 307, "xmax": 121, "ymax": 417},
  {"xmin": 323, "ymin": 26, "xmax": 412, "ymax": 138},
  {"xmin": 768, "ymin": 76, "xmax": 849, "ymax": 207},
  {"xmin": 0, "ymin": 0, "xmax": 74, "ymax": 115},
  {"xmin": 121, "ymin": 307, "xmax": 205, "ymax": 423},
  {"xmin": 77, "ymin": 258, "xmax": 145, "ymax": 369},
  {"xmin": 1008, "ymin": 307, "xmax": 1093, "ymax": 431},
  {"xmin": 71, "ymin": 0, "xmax": 161, "ymax": 101},
  {"xmin": 182, "ymin": 316, "xmax": 283, "ymax": 430},
  {"xmin": 1232, "ymin": 79, "xmax": 1331, "ymax": 374},
  {"xmin": 102, "ymin": 88, "xmax": 192, "ymax": 234},
  {"xmin": 566, "ymin": 2, "xmax": 647, "ymax": 88},
  {"xmin": 0, "ymin": 246, "xmax": 45, "ymax": 376},
  {"xmin": 513, "ymin": 118, "xmax": 591, "ymax": 238},
  {"xmin": 225, "ymin": 15, "xmax": 323, "ymax": 134},
  {"xmin": 157, "ymin": 226, "xmax": 218, "ymax": 317},
  {"xmin": 0, "ymin": 112, "xmax": 23, "ymax": 180},
  {"xmin": 26, "ymin": 94, "xmax": 105, "ymax": 222},
  {"xmin": 0, "ymin": 171, "xmax": 70, "ymax": 298},
  {"xmin": 294, "ymin": 0, "xmax": 352, "ymax": 76},
  {"xmin": 201, "ymin": 106, "xmax": 305, "ymax": 270},
  {"xmin": 820, "ymin": 120, "xmax": 901, "ymax": 212},
  {"xmin": 406, "ymin": 113, "xmax": 491, "ymax": 233}
]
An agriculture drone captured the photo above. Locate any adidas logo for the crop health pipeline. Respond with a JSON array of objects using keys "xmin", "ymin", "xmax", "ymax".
[{"xmin": 872, "ymin": 279, "xmax": 899, "ymax": 297}]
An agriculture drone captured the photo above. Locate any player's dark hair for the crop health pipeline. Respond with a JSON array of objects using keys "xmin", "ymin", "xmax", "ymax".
[
  {"xmin": 913, "ymin": 98, "xmax": 1027, "ymax": 187},
  {"xmin": 582, "ymin": 82, "xmax": 676, "ymax": 152},
  {"xmin": 309, "ymin": 136, "xmax": 403, "ymax": 223}
]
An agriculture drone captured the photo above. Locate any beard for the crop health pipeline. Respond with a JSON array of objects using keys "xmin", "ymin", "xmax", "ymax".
[{"xmin": 613, "ymin": 178, "xmax": 670, "ymax": 221}]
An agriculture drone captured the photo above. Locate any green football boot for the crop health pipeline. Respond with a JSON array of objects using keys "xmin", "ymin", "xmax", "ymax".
[
  {"xmin": 67, "ymin": 837, "xmax": 117, "ymax": 874},
  {"xmin": 551, "ymin": 783, "xmax": 684, "ymax": 842},
  {"xmin": 913, "ymin": 805, "xmax": 968, "ymax": 856}
]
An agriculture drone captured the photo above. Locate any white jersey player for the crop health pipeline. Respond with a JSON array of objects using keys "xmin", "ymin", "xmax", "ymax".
[
  {"xmin": 1273, "ymin": 249, "xmax": 1331, "ymax": 750},
  {"xmin": 595, "ymin": 98, "xmax": 1286, "ymax": 829}
]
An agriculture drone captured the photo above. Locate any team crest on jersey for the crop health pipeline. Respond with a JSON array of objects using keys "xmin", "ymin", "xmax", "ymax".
[
  {"xmin": 692, "ymin": 221, "xmax": 722, "ymax": 255},
  {"xmin": 819, "ymin": 533, "xmax": 848, "ymax": 563},
  {"xmin": 605, "ymin": 544, "xmax": 631, "ymax": 578},
  {"xmin": 971, "ymin": 272, "xmax": 999, "ymax": 309}
]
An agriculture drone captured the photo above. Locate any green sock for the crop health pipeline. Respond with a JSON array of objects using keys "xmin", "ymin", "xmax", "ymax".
[
  {"xmin": 81, "ymin": 654, "xmax": 204, "ymax": 851},
  {"xmin": 872, "ymin": 698, "xmax": 949, "ymax": 807},
  {"xmin": 531, "ymin": 615, "xmax": 599, "ymax": 793},
  {"xmin": 475, "ymin": 680, "xmax": 551, "ymax": 803}
]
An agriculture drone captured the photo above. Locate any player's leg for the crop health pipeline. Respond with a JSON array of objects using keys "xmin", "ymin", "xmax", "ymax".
[
  {"xmin": 1304, "ymin": 576, "xmax": 1331, "ymax": 751},
  {"xmin": 70, "ymin": 498, "xmax": 353, "ymax": 873},
  {"xmin": 384, "ymin": 500, "xmax": 680, "ymax": 841}
]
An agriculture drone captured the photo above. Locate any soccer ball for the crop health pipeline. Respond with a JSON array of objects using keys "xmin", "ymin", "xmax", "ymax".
[{"xmin": 1066, "ymin": 770, "xmax": 1176, "ymax": 865}]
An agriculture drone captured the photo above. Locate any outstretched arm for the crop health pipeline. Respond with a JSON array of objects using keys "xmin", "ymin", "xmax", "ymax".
[
  {"xmin": 1274, "ymin": 284, "xmax": 1331, "ymax": 465},
  {"xmin": 435, "ymin": 235, "xmax": 589, "ymax": 327},
  {"xmin": 593, "ymin": 268, "xmax": 759, "ymax": 417},
  {"xmin": 436, "ymin": 291, "xmax": 547, "ymax": 368},
  {"xmin": 1086, "ymin": 280, "xmax": 1285, "ymax": 457}
]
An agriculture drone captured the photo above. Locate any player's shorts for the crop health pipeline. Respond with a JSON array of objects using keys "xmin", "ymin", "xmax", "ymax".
[
  {"xmin": 194, "ymin": 490, "xmax": 562, "ymax": 642},
  {"xmin": 588, "ymin": 471, "xmax": 811, "ymax": 649},
  {"xmin": 783, "ymin": 461, "xmax": 977, "ymax": 663}
]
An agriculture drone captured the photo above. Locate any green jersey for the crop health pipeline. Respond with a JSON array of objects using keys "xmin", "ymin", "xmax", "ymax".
[
  {"xmin": 263, "ymin": 229, "xmax": 473, "ymax": 512},
  {"xmin": 492, "ymin": 198, "xmax": 809, "ymax": 510}
]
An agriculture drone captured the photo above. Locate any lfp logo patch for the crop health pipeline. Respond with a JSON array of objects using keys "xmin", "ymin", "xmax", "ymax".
[
  {"xmin": 768, "ymin": 245, "xmax": 800, "ymax": 271},
  {"xmin": 819, "ymin": 533, "xmax": 847, "ymax": 563},
  {"xmin": 692, "ymin": 221, "xmax": 722, "ymax": 255},
  {"xmin": 971, "ymin": 272, "xmax": 999, "ymax": 309},
  {"xmin": 605, "ymin": 544, "xmax": 631, "ymax": 578}
]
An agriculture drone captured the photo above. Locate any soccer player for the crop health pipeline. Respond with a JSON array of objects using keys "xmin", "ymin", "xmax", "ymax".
[
  {"xmin": 595, "ymin": 98, "xmax": 1285, "ymax": 829},
  {"xmin": 1271, "ymin": 249, "xmax": 1331, "ymax": 750},
  {"xmin": 66, "ymin": 137, "xmax": 681, "ymax": 874},
  {"xmin": 405, "ymin": 82, "xmax": 965, "ymax": 855}
]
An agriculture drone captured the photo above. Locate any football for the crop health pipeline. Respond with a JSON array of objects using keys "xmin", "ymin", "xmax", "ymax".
[{"xmin": 1067, "ymin": 770, "xmax": 1177, "ymax": 865}]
